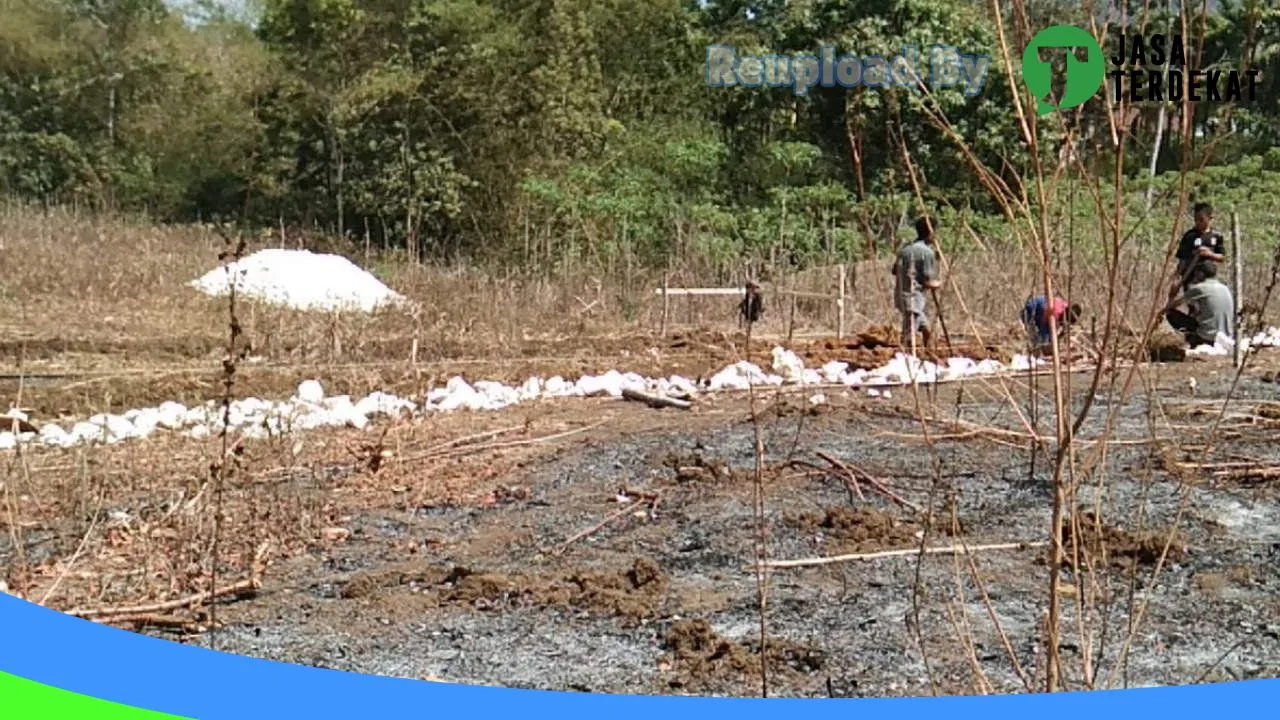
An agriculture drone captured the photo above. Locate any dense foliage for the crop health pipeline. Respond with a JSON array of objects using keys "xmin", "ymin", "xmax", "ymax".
[{"xmin": 1, "ymin": 0, "xmax": 1277, "ymax": 269}]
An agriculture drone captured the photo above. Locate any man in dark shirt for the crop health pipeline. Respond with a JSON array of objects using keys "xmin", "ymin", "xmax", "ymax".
[
  {"xmin": 1169, "ymin": 202, "xmax": 1225, "ymax": 301},
  {"xmin": 738, "ymin": 280, "xmax": 763, "ymax": 326}
]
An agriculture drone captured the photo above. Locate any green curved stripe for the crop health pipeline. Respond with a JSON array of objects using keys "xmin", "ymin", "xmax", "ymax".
[{"xmin": 0, "ymin": 670, "xmax": 192, "ymax": 719}]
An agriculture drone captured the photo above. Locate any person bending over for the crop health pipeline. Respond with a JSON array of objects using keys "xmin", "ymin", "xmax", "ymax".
[
  {"xmin": 1022, "ymin": 294, "xmax": 1082, "ymax": 350},
  {"xmin": 1164, "ymin": 263, "xmax": 1234, "ymax": 349}
]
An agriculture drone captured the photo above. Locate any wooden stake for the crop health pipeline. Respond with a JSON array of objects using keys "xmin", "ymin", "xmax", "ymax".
[
  {"xmin": 787, "ymin": 273, "xmax": 798, "ymax": 342},
  {"xmin": 660, "ymin": 270, "xmax": 670, "ymax": 338},
  {"xmin": 1231, "ymin": 211, "xmax": 1244, "ymax": 370},
  {"xmin": 837, "ymin": 264, "xmax": 847, "ymax": 339}
]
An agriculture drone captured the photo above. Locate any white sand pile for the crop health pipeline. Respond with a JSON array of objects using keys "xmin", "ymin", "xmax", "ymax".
[
  {"xmin": 1188, "ymin": 327, "xmax": 1280, "ymax": 357},
  {"xmin": 189, "ymin": 248, "xmax": 404, "ymax": 312},
  {"xmin": 0, "ymin": 348, "xmax": 1043, "ymax": 452},
  {"xmin": 1250, "ymin": 326, "xmax": 1280, "ymax": 348},
  {"xmin": 5, "ymin": 328, "xmax": 1279, "ymax": 454}
]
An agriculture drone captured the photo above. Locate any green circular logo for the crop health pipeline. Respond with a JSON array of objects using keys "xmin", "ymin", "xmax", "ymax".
[{"xmin": 1022, "ymin": 25, "xmax": 1105, "ymax": 115}]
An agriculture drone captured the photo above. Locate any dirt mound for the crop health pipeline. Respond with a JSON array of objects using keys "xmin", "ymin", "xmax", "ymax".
[
  {"xmin": 790, "ymin": 507, "xmax": 922, "ymax": 553},
  {"xmin": 800, "ymin": 333, "xmax": 897, "ymax": 371},
  {"xmin": 339, "ymin": 562, "xmax": 457, "ymax": 600},
  {"xmin": 1148, "ymin": 329, "xmax": 1187, "ymax": 362},
  {"xmin": 1258, "ymin": 402, "xmax": 1280, "ymax": 419},
  {"xmin": 770, "ymin": 394, "xmax": 836, "ymax": 419},
  {"xmin": 660, "ymin": 619, "xmax": 825, "ymax": 692},
  {"xmin": 341, "ymin": 557, "xmax": 668, "ymax": 624},
  {"xmin": 664, "ymin": 329, "xmax": 744, "ymax": 352},
  {"xmin": 789, "ymin": 507, "xmax": 965, "ymax": 554},
  {"xmin": 659, "ymin": 452, "xmax": 738, "ymax": 484},
  {"xmin": 854, "ymin": 325, "xmax": 899, "ymax": 348},
  {"xmin": 797, "ymin": 327, "xmax": 1010, "ymax": 371},
  {"xmin": 918, "ymin": 342, "xmax": 1011, "ymax": 366},
  {"xmin": 1060, "ymin": 512, "xmax": 1186, "ymax": 570}
]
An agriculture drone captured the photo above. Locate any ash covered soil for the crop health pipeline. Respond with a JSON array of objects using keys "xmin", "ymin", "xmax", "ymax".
[{"xmin": 147, "ymin": 358, "xmax": 1280, "ymax": 699}]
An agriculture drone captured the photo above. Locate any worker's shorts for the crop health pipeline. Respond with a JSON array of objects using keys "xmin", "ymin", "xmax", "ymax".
[
  {"xmin": 1021, "ymin": 317, "xmax": 1051, "ymax": 346},
  {"xmin": 1021, "ymin": 299, "xmax": 1053, "ymax": 346},
  {"xmin": 901, "ymin": 308, "xmax": 929, "ymax": 336}
]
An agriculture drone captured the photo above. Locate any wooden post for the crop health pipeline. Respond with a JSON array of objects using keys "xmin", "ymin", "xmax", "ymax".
[
  {"xmin": 787, "ymin": 275, "xmax": 798, "ymax": 342},
  {"xmin": 660, "ymin": 271, "xmax": 670, "ymax": 338},
  {"xmin": 837, "ymin": 264, "xmax": 847, "ymax": 339},
  {"xmin": 364, "ymin": 217, "xmax": 371, "ymax": 262},
  {"xmin": 1231, "ymin": 212, "xmax": 1244, "ymax": 370}
]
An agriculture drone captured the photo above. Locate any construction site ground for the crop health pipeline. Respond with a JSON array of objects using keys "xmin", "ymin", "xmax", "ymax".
[{"xmin": 3, "ymin": 328, "xmax": 1280, "ymax": 698}]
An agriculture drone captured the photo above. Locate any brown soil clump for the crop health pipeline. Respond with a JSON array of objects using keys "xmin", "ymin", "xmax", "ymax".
[
  {"xmin": 790, "ymin": 506, "xmax": 964, "ymax": 554},
  {"xmin": 341, "ymin": 557, "xmax": 668, "ymax": 624},
  {"xmin": 340, "ymin": 562, "xmax": 457, "ymax": 600},
  {"xmin": 660, "ymin": 619, "xmax": 825, "ymax": 692},
  {"xmin": 1193, "ymin": 566, "xmax": 1256, "ymax": 597},
  {"xmin": 1060, "ymin": 512, "xmax": 1186, "ymax": 570},
  {"xmin": 1257, "ymin": 402, "xmax": 1280, "ymax": 420},
  {"xmin": 1148, "ymin": 330, "xmax": 1188, "ymax": 362},
  {"xmin": 660, "ymin": 452, "xmax": 739, "ymax": 484},
  {"xmin": 792, "ymin": 507, "xmax": 913, "ymax": 553},
  {"xmin": 800, "ymin": 333, "xmax": 897, "ymax": 371},
  {"xmin": 797, "ymin": 327, "xmax": 1009, "ymax": 372},
  {"xmin": 771, "ymin": 395, "xmax": 836, "ymax": 419}
]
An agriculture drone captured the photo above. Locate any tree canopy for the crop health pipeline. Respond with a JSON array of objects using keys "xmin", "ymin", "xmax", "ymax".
[{"xmin": 2, "ymin": 0, "xmax": 1277, "ymax": 268}]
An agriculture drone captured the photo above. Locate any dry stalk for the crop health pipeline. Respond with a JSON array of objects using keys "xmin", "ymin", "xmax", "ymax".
[
  {"xmin": 37, "ymin": 502, "xmax": 101, "ymax": 607},
  {"xmin": 739, "ymin": 299, "xmax": 771, "ymax": 698},
  {"xmin": 69, "ymin": 576, "xmax": 262, "ymax": 620},
  {"xmin": 547, "ymin": 494, "xmax": 660, "ymax": 557},
  {"xmin": 749, "ymin": 541, "xmax": 1047, "ymax": 570},
  {"xmin": 209, "ymin": 223, "xmax": 249, "ymax": 649}
]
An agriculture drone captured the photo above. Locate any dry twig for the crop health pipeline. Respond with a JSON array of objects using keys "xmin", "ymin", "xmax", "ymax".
[
  {"xmin": 747, "ymin": 540, "xmax": 1049, "ymax": 571},
  {"xmin": 68, "ymin": 577, "xmax": 261, "ymax": 620}
]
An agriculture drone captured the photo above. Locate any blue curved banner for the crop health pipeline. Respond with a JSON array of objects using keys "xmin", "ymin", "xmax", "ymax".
[{"xmin": 0, "ymin": 592, "xmax": 1275, "ymax": 718}]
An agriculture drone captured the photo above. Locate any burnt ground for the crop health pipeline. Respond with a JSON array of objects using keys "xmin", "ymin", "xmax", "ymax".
[{"xmin": 59, "ymin": 357, "xmax": 1272, "ymax": 699}]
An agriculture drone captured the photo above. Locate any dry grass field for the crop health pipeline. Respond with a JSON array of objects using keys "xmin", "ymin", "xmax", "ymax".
[{"xmin": 3, "ymin": 204, "xmax": 1280, "ymax": 698}]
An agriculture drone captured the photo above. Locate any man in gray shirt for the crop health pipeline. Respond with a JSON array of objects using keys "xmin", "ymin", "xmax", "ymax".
[
  {"xmin": 891, "ymin": 217, "xmax": 943, "ymax": 352},
  {"xmin": 1164, "ymin": 263, "xmax": 1234, "ymax": 348}
]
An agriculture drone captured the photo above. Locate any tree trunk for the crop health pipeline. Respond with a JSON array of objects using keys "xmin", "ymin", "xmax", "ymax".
[
  {"xmin": 336, "ymin": 147, "xmax": 345, "ymax": 240},
  {"xmin": 107, "ymin": 84, "xmax": 116, "ymax": 144},
  {"xmin": 1145, "ymin": 2, "xmax": 1174, "ymax": 216}
]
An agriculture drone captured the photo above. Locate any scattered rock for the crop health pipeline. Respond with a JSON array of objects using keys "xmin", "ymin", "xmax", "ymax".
[{"xmin": 322, "ymin": 527, "xmax": 351, "ymax": 543}]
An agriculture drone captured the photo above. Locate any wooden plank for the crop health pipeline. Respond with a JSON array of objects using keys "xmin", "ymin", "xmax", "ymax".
[
  {"xmin": 773, "ymin": 288, "xmax": 840, "ymax": 300},
  {"xmin": 653, "ymin": 287, "xmax": 745, "ymax": 296},
  {"xmin": 651, "ymin": 286, "xmax": 841, "ymax": 300}
]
